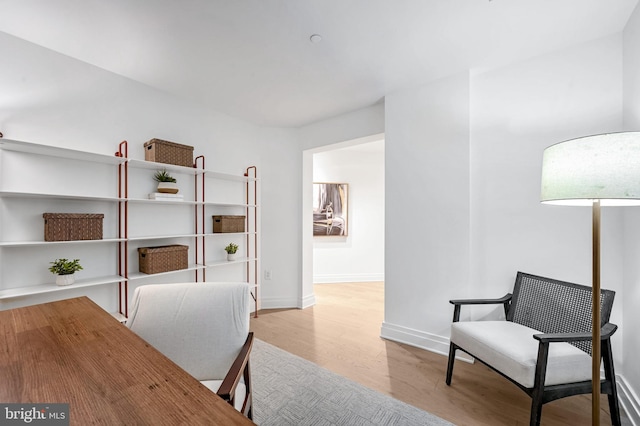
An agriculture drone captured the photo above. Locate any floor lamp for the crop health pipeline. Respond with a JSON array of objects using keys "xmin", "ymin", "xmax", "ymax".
[{"xmin": 541, "ymin": 131, "xmax": 640, "ymax": 426}]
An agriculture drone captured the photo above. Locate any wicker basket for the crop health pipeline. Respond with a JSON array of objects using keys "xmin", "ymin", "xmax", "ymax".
[
  {"xmin": 143, "ymin": 138, "xmax": 194, "ymax": 167},
  {"xmin": 43, "ymin": 213, "xmax": 104, "ymax": 241},
  {"xmin": 138, "ymin": 245, "xmax": 188, "ymax": 274},
  {"xmin": 212, "ymin": 215, "xmax": 246, "ymax": 233}
]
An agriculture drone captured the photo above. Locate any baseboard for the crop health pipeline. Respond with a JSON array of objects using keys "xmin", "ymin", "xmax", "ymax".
[
  {"xmin": 258, "ymin": 294, "xmax": 317, "ymax": 310},
  {"xmin": 617, "ymin": 375, "xmax": 640, "ymax": 425},
  {"xmin": 300, "ymin": 293, "xmax": 316, "ymax": 309},
  {"xmin": 314, "ymin": 273, "xmax": 384, "ymax": 283},
  {"xmin": 380, "ymin": 321, "xmax": 473, "ymax": 363},
  {"xmin": 259, "ymin": 296, "xmax": 300, "ymax": 310},
  {"xmin": 380, "ymin": 322, "xmax": 449, "ymax": 355}
]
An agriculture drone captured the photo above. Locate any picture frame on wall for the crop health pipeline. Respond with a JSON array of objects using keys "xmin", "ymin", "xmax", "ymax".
[{"xmin": 313, "ymin": 182, "xmax": 348, "ymax": 236}]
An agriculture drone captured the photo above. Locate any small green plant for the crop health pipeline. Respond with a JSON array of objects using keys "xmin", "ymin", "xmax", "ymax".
[
  {"xmin": 153, "ymin": 169, "xmax": 177, "ymax": 183},
  {"xmin": 225, "ymin": 243, "xmax": 239, "ymax": 254},
  {"xmin": 49, "ymin": 258, "xmax": 83, "ymax": 275}
]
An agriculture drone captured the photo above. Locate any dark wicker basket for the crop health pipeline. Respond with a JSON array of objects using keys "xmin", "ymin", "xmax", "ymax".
[
  {"xmin": 138, "ymin": 245, "xmax": 188, "ymax": 274},
  {"xmin": 43, "ymin": 213, "xmax": 104, "ymax": 241},
  {"xmin": 212, "ymin": 215, "xmax": 246, "ymax": 233},
  {"xmin": 143, "ymin": 138, "xmax": 194, "ymax": 167}
]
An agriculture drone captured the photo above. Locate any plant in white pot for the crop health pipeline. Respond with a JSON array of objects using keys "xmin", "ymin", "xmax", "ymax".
[
  {"xmin": 225, "ymin": 243, "xmax": 238, "ymax": 261},
  {"xmin": 154, "ymin": 169, "xmax": 179, "ymax": 194},
  {"xmin": 49, "ymin": 258, "xmax": 83, "ymax": 286}
]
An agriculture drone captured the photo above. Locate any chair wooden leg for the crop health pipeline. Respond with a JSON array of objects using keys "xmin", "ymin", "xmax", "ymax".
[
  {"xmin": 607, "ymin": 392, "xmax": 621, "ymax": 426},
  {"xmin": 246, "ymin": 395, "xmax": 253, "ymax": 421},
  {"xmin": 529, "ymin": 395, "xmax": 543, "ymax": 426},
  {"xmin": 446, "ymin": 342, "xmax": 457, "ymax": 385},
  {"xmin": 602, "ymin": 340, "xmax": 621, "ymax": 426},
  {"xmin": 245, "ymin": 361, "xmax": 253, "ymax": 420},
  {"xmin": 529, "ymin": 341, "xmax": 550, "ymax": 426}
]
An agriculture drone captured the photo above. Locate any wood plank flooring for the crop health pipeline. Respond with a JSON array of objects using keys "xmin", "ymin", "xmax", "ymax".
[{"xmin": 250, "ymin": 281, "xmax": 621, "ymax": 425}]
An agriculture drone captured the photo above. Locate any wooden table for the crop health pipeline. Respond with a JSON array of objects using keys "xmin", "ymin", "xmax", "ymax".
[{"xmin": 0, "ymin": 297, "xmax": 254, "ymax": 425}]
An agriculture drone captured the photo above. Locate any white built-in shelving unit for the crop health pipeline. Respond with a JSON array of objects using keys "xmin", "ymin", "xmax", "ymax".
[{"xmin": 0, "ymin": 138, "xmax": 259, "ymax": 318}]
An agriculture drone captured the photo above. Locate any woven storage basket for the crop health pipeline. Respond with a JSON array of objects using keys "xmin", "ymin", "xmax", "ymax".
[
  {"xmin": 212, "ymin": 215, "xmax": 246, "ymax": 233},
  {"xmin": 138, "ymin": 245, "xmax": 188, "ymax": 274},
  {"xmin": 143, "ymin": 138, "xmax": 194, "ymax": 167},
  {"xmin": 43, "ymin": 213, "xmax": 104, "ymax": 241}
]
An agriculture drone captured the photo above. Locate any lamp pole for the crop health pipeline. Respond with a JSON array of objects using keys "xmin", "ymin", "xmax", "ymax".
[
  {"xmin": 541, "ymin": 132, "xmax": 640, "ymax": 425},
  {"xmin": 592, "ymin": 200, "xmax": 601, "ymax": 426}
]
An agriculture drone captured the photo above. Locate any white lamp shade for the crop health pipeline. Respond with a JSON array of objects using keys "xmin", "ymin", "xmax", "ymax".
[{"xmin": 541, "ymin": 132, "xmax": 640, "ymax": 206}]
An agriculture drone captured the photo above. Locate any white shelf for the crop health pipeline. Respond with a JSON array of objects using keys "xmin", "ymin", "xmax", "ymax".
[
  {"xmin": 200, "ymin": 201, "xmax": 256, "ymax": 208},
  {"xmin": 0, "ymin": 190, "xmax": 122, "ymax": 203},
  {"xmin": 126, "ymin": 234, "xmax": 255, "ymax": 243},
  {"xmin": 205, "ymin": 257, "xmax": 257, "ymax": 267},
  {"xmin": 127, "ymin": 159, "xmax": 199, "ymax": 174},
  {"xmin": 127, "ymin": 264, "xmax": 205, "ymax": 281},
  {"xmin": 0, "ymin": 275, "xmax": 125, "ymax": 300},
  {"xmin": 127, "ymin": 197, "xmax": 197, "ymax": 205},
  {"xmin": 125, "ymin": 160, "xmax": 257, "ymax": 182},
  {"xmin": 125, "ymin": 199, "xmax": 255, "ymax": 207},
  {"xmin": 0, "ymin": 138, "xmax": 124, "ymax": 165},
  {"xmin": 204, "ymin": 231, "xmax": 257, "ymax": 237},
  {"xmin": 128, "ymin": 234, "xmax": 201, "ymax": 241},
  {"xmin": 111, "ymin": 312, "xmax": 127, "ymax": 323},
  {"xmin": 204, "ymin": 170, "xmax": 256, "ymax": 182},
  {"xmin": 0, "ymin": 238, "xmax": 125, "ymax": 247}
]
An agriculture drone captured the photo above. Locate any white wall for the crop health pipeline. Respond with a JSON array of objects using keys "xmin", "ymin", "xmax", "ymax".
[
  {"xmin": 471, "ymin": 33, "xmax": 632, "ymax": 410},
  {"xmin": 471, "ymin": 35, "xmax": 624, "ymax": 294},
  {"xmin": 300, "ymin": 103, "xmax": 385, "ymax": 151},
  {"xmin": 0, "ymin": 32, "xmax": 301, "ymax": 312},
  {"xmin": 382, "ymin": 71, "xmax": 471, "ymax": 352},
  {"xmin": 622, "ymin": 4, "xmax": 640, "ymax": 424},
  {"xmin": 379, "ymin": 30, "xmax": 638, "ymax": 419},
  {"xmin": 313, "ymin": 143, "xmax": 385, "ymax": 283}
]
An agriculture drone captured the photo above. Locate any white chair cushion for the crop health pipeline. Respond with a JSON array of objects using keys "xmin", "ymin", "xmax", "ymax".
[
  {"xmin": 451, "ymin": 321, "xmax": 592, "ymax": 388},
  {"xmin": 127, "ymin": 282, "xmax": 250, "ymax": 381},
  {"xmin": 201, "ymin": 380, "xmax": 246, "ymax": 412}
]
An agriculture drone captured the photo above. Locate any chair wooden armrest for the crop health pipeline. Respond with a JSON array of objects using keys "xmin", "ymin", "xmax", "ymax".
[
  {"xmin": 449, "ymin": 293, "xmax": 513, "ymax": 306},
  {"xmin": 217, "ymin": 332, "xmax": 254, "ymax": 418},
  {"xmin": 449, "ymin": 293, "xmax": 512, "ymax": 321},
  {"xmin": 533, "ymin": 323, "xmax": 618, "ymax": 344}
]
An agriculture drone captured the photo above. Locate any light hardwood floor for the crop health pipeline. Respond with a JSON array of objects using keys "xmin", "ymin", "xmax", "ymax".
[{"xmin": 250, "ymin": 281, "xmax": 623, "ymax": 426}]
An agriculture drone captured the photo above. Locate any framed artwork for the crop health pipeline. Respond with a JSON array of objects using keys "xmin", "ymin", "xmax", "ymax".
[{"xmin": 313, "ymin": 183, "xmax": 348, "ymax": 236}]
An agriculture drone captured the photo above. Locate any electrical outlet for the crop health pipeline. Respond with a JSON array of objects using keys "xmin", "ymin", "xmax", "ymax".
[{"xmin": 264, "ymin": 270, "xmax": 272, "ymax": 280}]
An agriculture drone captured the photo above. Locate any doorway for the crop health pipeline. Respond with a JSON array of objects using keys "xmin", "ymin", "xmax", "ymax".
[{"xmin": 301, "ymin": 135, "xmax": 385, "ymax": 308}]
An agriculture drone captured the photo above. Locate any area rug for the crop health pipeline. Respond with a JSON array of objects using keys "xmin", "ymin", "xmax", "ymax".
[{"xmin": 251, "ymin": 338, "xmax": 453, "ymax": 426}]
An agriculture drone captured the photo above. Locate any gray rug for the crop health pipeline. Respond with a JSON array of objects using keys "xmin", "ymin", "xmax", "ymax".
[{"xmin": 252, "ymin": 339, "xmax": 453, "ymax": 426}]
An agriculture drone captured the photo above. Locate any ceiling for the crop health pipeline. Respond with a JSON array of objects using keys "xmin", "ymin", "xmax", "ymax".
[{"xmin": 1, "ymin": 0, "xmax": 637, "ymax": 128}]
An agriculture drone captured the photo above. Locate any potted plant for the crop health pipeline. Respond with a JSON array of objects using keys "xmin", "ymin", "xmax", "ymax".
[
  {"xmin": 49, "ymin": 258, "xmax": 83, "ymax": 286},
  {"xmin": 153, "ymin": 169, "xmax": 179, "ymax": 194},
  {"xmin": 225, "ymin": 243, "xmax": 239, "ymax": 261}
]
